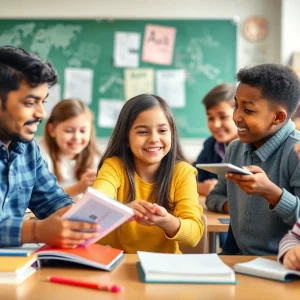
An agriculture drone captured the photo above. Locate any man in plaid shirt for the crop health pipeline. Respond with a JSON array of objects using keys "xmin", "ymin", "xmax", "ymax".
[{"xmin": 0, "ymin": 46, "xmax": 100, "ymax": 247}]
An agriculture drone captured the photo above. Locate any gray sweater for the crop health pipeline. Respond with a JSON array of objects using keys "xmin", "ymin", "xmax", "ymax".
[{"xmin": 206, "ymin": 120, "xmax": 300, "ymax": 255}]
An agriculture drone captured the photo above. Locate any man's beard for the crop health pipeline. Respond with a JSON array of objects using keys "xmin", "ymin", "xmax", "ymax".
[{"xmin": 0, "ymin": 119, "xmax": 42, "ymax": 144}]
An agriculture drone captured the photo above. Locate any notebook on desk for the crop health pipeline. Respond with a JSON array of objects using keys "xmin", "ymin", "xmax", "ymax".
[
  {"xmin": 234, "ymin": 257, "xmax": 300, "ymax": 282},
  {"xmin": 137, "ymin": 251, "xmax": 237, "ymax": 284}
]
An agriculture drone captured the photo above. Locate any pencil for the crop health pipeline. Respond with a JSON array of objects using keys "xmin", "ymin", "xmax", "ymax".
[{"xmin": 47, "ymin": 276, "xmax": 124, "ymax": 293}]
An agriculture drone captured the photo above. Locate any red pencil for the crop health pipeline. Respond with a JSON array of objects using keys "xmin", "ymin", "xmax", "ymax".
[{"xmin": 47, "ymin": 276, "xmax": 124, "ymax": 293}]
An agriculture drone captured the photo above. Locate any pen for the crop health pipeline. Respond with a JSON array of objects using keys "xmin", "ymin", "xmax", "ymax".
[{"xmin": 47, "ymin": 276, "xmax": 124, "ymax": 293}]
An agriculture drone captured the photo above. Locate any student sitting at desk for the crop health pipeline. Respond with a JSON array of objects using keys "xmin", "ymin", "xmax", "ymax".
[
  {"xmin": 39, "ymin": 99, "xmax": 101, "ymax": 202},
  {"xmin": 194, "ymin": 83, "xmax": 237, "ymax": 250},
  {"xmin": 0, "ymin": 45, "xmax": 100, "ymax": 247},
  {"xmin": 206, "ymin": 64, "xmax": 300, "ymax": 255},
  {"xmin": 93, "ymin": 94, "xmax": 204, "ymax": 253},
  {"xmin": 194, "ymin": 83, "xmax": 237, "ymax": 197}
]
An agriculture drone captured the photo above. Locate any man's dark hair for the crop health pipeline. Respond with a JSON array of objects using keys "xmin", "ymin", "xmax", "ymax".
[
  {"xmin": 0, "ymin": 45, "xmax": 58, "ymax": 107},
  {"xmin": 237, "ymin": 64, "xmax": 300, "ymax": 117}
]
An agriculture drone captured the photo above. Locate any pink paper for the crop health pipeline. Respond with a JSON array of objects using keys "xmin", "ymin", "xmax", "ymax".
[{"xmin": 142, "ymin": 24, "xmax": 176, "ymax": 65}]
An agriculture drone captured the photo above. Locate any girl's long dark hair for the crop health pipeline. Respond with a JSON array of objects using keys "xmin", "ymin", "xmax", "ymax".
[
  {"xmin": 97, "ymin": 94, "xmax": 188, "ymax": 210},
  {"xmin": 44, "ymin": 98, "xmax": 101, "ymax": 181}
]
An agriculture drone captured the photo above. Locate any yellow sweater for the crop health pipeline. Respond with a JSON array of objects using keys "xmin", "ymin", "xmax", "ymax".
[{"xmin": 92, "ymin": 157, "xmax": 203, "ymax": 253}]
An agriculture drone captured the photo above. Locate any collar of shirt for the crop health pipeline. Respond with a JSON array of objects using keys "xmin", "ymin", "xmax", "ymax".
[
  {"xmin": 241, "ymin": 120, "xmax": 296, "ymax": 162},
  {"xmin": 214, "ymin": 141, "xmax": 226, "ymax": 159},
  {"xmin": 0, "ymin": 140, "xmax": 25, "ymax": 157}
]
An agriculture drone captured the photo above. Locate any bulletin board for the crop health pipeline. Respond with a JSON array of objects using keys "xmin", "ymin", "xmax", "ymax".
[{"xmin": 0, "ymin": 19, "xmax": 237, "ymax": 138}]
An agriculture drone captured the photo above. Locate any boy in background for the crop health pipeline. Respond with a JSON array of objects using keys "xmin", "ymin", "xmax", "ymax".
[
  {"xmin": 194, "ymin": 83, "xmax": 238, "ymax": 197},
  {"xmin": 206, "ymin": 64, "xmax": 300, "ymax": 255},
  {"xmin": 194, "ymin": 84, "xmax": 237, "ymax": 249}
]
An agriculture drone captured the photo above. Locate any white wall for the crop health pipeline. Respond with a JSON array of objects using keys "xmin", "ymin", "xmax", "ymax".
[
  {"xmin": 281, "ymin": 0, "xmax": 300, "ymax": 64},
  {"xmin": 0, "ymin": 0, "xmax": 282, "ymax": 160}
]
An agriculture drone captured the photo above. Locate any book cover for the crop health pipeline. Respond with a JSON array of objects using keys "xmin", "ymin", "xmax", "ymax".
[
  {"xmin": 234, "ymin": 257, "xmax": 300, "ymax": 282},
  {"xmin": 62, "ymin": 187, "xmax": 134, "ymax": 246},
  {"xmin": 35, "ymin": 243, "xmax": 124, "ymax": 271},
  {"xmin": 137, "ymin": 251, "xmax": 237, "ymax": 284}
]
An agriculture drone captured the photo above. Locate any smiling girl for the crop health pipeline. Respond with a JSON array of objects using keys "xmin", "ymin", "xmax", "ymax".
[
  {"xmin": 93, "ymin": 94, "xmax": 203, "ymax": 253},
  {"xmin": 39, "ymin": 99, "xmax": 101, "ymax": 201}
]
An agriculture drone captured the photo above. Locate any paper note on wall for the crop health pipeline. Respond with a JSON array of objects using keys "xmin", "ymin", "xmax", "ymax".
[
  {"xmin": 124, "ymin": 68, "xmax": 154, "ymax": 100},
  {"xmin": 114, "ymin": 32, "xmax": 141, "ymax": 68},
  {"xmin": 44, "ymin": 84, "xmax": 61, "ymax": 117},
  {"xmin": 156, "ymin": 69, "xmax": 186, "ymax": 107},
  {"xmin": 64, "ymin": 68, "xmax": 93, "ymax": 104},
  {"xmin": 142, "ymin": 25, "xmax": 176, "ymax": 65},
  {"xmin": 98, "ymin": 99, "xmax": 124, "ymax": 128}
]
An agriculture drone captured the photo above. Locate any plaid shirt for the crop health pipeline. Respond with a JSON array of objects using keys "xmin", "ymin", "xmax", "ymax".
[{"xmin": 0, "ymin": 139, "xmax": 72, "ymax": 246}]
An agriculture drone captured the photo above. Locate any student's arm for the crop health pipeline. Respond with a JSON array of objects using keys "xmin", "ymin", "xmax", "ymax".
[
  {"xmin": 269, "ymin": 150, "xmax": 300, "ymax": 226},
  {"xmin": 205, "ymin": 174, "xmax": 228, "ymax": 213},
  {"xmin": 197, "ymin": 180, "xmax": 218, "ymax": 196},
  {"xmin": 164, "ymin": 163, "xmax": 204, "ymax": 247},
  {"xmin": 92, "ymin": 158, "xmax": 121, "ymax": 199},
  {"xmin": 21, "ymin": 206, "xmax": 100, "ymax": 247},
  {"xmin": 63, "ymin": 169, "xmax": 97, "ymax": 197},
  {"xmin": 278, "ymin": 219, "xmax": 300, "ymax": 268},
  {"xmin": 193, "ymin": 138, "xmax": 220, "ymax": 196}
]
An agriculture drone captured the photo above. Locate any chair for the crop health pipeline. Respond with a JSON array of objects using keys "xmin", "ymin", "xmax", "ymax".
[{"xmin": 179, "ymin": 214, "xmax": 207, "ymax": 254}]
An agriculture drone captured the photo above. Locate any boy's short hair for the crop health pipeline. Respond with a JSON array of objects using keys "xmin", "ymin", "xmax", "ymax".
[
  {"xmin": 237, "ymin": 64, "xmax": 300, "ymax": 117},
  {"xmin": 202, "ymin": 83, "xmax": 236, "ymax": 110}
]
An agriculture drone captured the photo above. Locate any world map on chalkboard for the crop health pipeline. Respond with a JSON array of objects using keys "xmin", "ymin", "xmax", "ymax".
[{"xmin": 0, "ymin": 19, "xmax": 237, "ymax": 138}]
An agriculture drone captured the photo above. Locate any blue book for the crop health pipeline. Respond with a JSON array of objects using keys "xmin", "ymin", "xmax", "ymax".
[
  {"xmin": 234, "ymin": 257, "xmax": 300, "ymax": 282},
  {"xmin": 137, "ymin": 251, "xmax": 238, "ymax": 284},
  {"xmin": 0, "ymin": 251, "xmax": 29, "ymax": 257}
]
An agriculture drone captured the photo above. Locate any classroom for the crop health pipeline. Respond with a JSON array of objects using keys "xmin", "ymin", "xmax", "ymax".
[{"xmin": 1, "ymin": 0, "xmax": 300, "ymax": 299}]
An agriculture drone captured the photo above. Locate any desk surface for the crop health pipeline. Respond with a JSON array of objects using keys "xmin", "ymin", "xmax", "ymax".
[
  {"xmin": 199, "ymin": 197, "xmax": 229, "ymax": 233},
  {"xmin": 2, "ymin": 255, "xmax": 299, "ymax": 300}
]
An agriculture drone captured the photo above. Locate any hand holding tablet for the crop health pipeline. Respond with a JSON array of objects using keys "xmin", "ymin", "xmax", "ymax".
[{"xmin": 196, "ymin": 163, "xmax": 252, "ymax": 177}]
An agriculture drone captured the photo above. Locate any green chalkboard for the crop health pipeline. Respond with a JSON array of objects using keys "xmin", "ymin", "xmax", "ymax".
[{"xmin": 0, "ymin": 19, "xmax": 237, "ymax": 138}]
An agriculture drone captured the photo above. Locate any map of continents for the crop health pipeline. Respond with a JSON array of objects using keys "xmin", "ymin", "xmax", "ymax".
[{"xmin": 0, "ymin": 23, "xmax": 82, "ymax": 60}]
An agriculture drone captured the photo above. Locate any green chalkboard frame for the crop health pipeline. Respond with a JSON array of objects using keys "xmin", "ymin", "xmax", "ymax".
[{"xmin": 0, "ymin": 19, "xmax": 237, "ymax": 138}]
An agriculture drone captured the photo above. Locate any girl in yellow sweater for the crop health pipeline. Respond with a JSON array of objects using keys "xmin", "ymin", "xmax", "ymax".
[{"xmin": 93, "ymin": 94, "xmax": 203, "ymax": 253}]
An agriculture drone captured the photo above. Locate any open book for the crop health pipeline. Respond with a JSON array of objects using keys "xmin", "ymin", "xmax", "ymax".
[
  {"xmin": 0, "ymin": 254, "xmax": 37, "ymax": 284},
  {"xmin": 35, "ymin": 243, "xmax": 124, "ymax": 271},
  {"xmin": 63, "ymin": 187, "xmax": 134, "ymax": 246},
  {"xmin": 137, "ymin": 252, "xmax": 237, "ymax": 284},
  {"xmin": 234, "ymin": 257, "xmax": 300, "ymax": 282}
]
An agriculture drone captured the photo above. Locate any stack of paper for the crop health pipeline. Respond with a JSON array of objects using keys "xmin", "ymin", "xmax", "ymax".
[
  {"xmin": 137, "ymin": 251, "xmax": 237, "ymax": 284},
  {"xmin": 0, "ymin": 254, "xmax": 37, "ymax": 284}
]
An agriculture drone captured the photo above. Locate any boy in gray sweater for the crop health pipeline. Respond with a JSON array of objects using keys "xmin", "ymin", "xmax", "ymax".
[{"xmin": 206, "ymin": 64, "xmax": 300, "ymax": 255}]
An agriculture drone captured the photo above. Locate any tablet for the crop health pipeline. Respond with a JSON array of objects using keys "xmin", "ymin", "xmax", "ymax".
[{"xmin": 196, "ymin": 163, "xmax": 252, "ymax": 176}]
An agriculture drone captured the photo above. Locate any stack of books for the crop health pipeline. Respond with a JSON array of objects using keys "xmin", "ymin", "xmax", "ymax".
[{"xmin": 0, "ymin": 252, "xmax": 37, "ymax": 284}]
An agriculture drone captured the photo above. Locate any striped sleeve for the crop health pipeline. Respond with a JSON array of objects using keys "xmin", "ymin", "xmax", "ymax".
[{"xmin": 278, "ymin": 218, "xmax": 300, "ymax": 262}]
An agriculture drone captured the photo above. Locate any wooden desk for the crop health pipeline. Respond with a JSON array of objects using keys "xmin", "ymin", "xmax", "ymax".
[
  {"xmin": 199, "ymin": 197, "xmax": 229, "ymax": 253},
  {"xmin": 2, "ymin": 255, "xmax": 299, "ymax": 300}
]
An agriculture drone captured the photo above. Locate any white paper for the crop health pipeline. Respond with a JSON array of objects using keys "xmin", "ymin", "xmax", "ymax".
[
  {"xmin": 156, "ymin": 69, "xmax": 186, "ymax": 107},
  {"xmin": 98, "ymin": 99, "xmax": 124, "ymax": 128},
  {"xmin": 124, "ymin": 68, "xmax": 154, "ymax": 100},
  {"xmin": 64, "ymin": 68, "xmax": 93, "ymax": 104},
  {"xmin": 114, "ymin": 31, "xmax": 141, "ymax": 68},
  {"xmin": 44, "ymin": 84, "xmax": 60, "ymax": 117}
]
